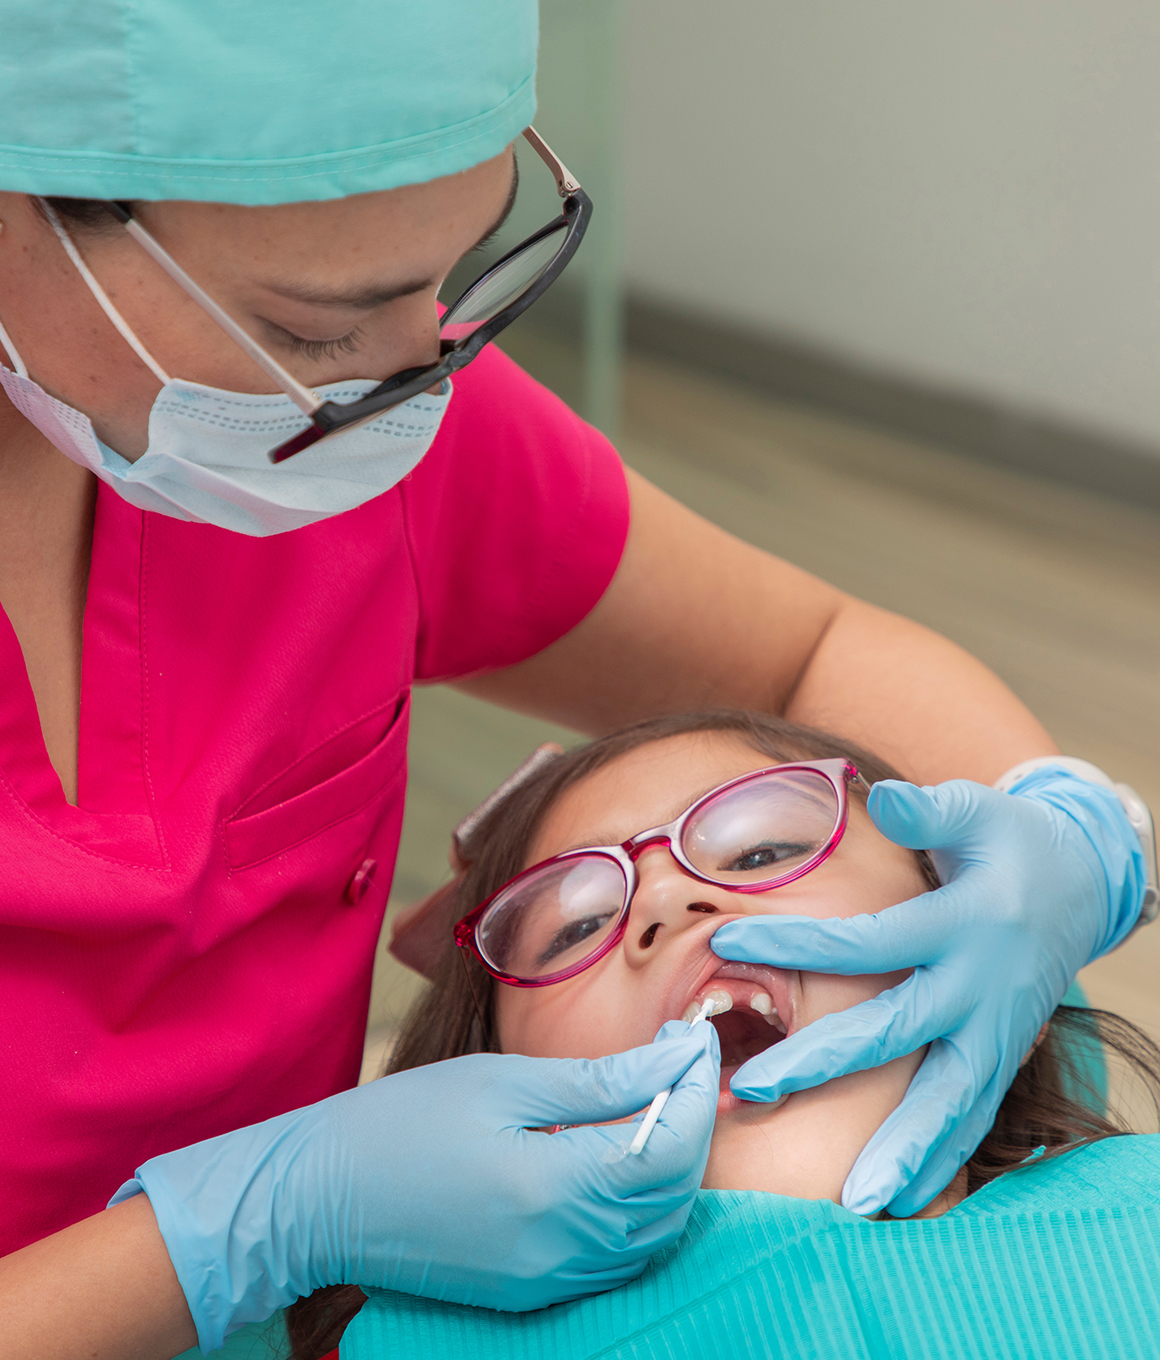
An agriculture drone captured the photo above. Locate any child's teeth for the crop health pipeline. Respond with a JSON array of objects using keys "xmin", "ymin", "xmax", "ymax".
[
  {"xmin": 683, "ymin": 989, "xmax": 733, "ymax": 1023},
  {"xmin": 752, "ymin": 991, "xmax": 782, "ymax": 1026}
]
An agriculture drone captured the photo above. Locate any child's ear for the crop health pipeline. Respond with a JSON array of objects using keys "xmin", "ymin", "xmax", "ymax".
[{"xmin": 1020, "ymin": 1022, "xmax": 1051, "ymax": 1067}]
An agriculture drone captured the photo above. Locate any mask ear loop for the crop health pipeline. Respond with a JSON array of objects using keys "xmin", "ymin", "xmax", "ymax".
[
  {"xmin": 0, "ymin": 314, "xmax": 29, "ymax": 378},
  {"xmin": 38, "ymin": 200, "xmax": 172, "ymax": 386}
]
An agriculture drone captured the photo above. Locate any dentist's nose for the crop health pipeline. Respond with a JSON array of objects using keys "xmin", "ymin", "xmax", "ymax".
[{"xmin": 622, "ymin": 844, "xmax": 736, "ymax": 962}]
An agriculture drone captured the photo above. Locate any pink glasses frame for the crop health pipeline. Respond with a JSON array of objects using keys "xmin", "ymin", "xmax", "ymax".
[{"xmin": 454, "ymin": 757, "xmax": 866, "ymax": 988}]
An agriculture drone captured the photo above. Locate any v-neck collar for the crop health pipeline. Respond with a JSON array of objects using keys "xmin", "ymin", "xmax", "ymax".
[{"xmin": 0, "ymin": 482, "xmax": 165, "ymax": 866}]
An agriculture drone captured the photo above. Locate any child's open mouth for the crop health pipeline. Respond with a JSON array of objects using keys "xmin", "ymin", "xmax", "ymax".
[{"xmin": 680, "ymin": 962, "xmax": 795, "ymax": 1114}]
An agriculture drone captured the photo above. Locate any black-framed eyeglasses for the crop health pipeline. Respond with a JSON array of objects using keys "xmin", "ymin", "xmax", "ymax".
[{"xmin": 103, "ymin": 127, "xmax": 591, "ymax": 464}]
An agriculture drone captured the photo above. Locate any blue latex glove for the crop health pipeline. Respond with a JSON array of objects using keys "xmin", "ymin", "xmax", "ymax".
[
  {"xmin": 710, "ymin": 767, "xmax": 1146, "ymax": 1218},
  {"xmin": 111, "ymin": 1022, "xmax": 719, "ymax": 1352}
]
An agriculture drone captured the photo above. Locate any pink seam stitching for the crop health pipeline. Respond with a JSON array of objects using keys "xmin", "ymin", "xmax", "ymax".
[
  {"xmin": 137, "ymin": 512, "xmax": 170, "ymax": 868},
  {"xmin": 0, "ymin": 507, "xmax": 169, "ymax": 874},
  {"xmin": 397, "ymin": 472, "xmax": 427, "ymax": 676},
  {"xmin": 226, "ymin": 693, "xmax": 406, "ymax": 824},
  {"xmin": 524, "ymin": 418, "xmax": 604, "ymax": 641},
  {"xmin": 226, "ymin": 742, "xmax": 407, "ymax": 872},
  {"xmin": 0, "ymin": 759, "xmax": 169, "ymax": 873}
]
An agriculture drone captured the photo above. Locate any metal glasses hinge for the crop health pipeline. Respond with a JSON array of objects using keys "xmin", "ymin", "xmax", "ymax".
[{"xmin": 521, "ymin": 127, "xmax": 582, "ymax": 197}]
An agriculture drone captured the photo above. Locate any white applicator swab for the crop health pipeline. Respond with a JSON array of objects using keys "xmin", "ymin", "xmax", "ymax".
[{"xmin": 628, "ymin": 990, "xmax": 732, "ymax": 1155}]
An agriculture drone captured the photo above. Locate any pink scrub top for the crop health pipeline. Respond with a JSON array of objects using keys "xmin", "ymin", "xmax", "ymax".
[{"xmin": 0, "ymin": 346, "xmax": 629, "ymax": 1256}]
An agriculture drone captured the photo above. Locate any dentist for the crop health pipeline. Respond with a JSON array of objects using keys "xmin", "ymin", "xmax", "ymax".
[{"xmin": 0, "ymin": 2, "xmax": 1151, "ymax": 1358}]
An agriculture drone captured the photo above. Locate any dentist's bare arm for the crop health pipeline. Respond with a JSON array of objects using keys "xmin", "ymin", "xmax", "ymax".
[
  {"xmin": 0, "ymin": 1193, "xmax": 197, "ymax": 1360},
  {"xmin": 457, "ymin": 468, "xmax": 1056, "ymax": 784}
]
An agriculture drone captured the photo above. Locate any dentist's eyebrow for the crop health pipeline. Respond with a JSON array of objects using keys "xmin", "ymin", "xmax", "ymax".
[
  {"xmin": 264, "ymin": 274, "xmax": 436, "ymax": 311},
  {"xmin": 260, "ymin": 157, "xmax": 520, "ymax": 313}
]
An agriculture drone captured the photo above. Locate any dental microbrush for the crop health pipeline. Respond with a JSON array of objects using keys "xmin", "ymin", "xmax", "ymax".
[{"xmin": 628, "ymin": 990, "xmax": 732, "ymax": 1155}]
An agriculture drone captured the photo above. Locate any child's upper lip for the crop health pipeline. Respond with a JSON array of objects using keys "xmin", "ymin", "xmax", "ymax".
[
  {"xmin": 686, "ymin": 961, "xmax": 795, "ymax": 1033},
  {"xmin": 660, "ymin": 916, "xmax": 798, "ymax": 1036}
]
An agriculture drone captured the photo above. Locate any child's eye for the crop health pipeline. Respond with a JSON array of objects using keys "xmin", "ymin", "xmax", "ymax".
[
  {"xmin": 536, "ymin": 912, "xmax": 618, "ymax": 967},
  {"xmin": 721, "ymin": 841, "xmax": 812, "ymax": 873}
]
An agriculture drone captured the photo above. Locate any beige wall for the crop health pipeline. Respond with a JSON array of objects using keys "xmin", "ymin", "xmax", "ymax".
[{"xmin": 622, "ymin": 1, "xmax": 1160, "ymax": 453}]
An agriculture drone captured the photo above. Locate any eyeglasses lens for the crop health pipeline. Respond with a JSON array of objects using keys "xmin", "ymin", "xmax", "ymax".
[
  {"xmin": 477, "ymin": 855, "xmax": 628, "ymax": 980},
  {"xmin": 439, "ymin": 223, "xmax": 569, "ymax": 343},
  {"xmin": 681, "ymin": 769, "xmax": 840, "ymax": 885}
]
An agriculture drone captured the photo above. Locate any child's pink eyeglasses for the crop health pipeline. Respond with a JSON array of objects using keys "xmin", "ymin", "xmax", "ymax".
[{"xmin": 454, "ymin": 758, "xmax": 866, "ymax": 988}]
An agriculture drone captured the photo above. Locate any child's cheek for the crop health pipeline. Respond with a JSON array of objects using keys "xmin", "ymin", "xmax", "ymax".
[
  {"xmin": 799, "ymin": 968, "xmax": 912, "ymax": 1025},
  {"xmin": 496, "ymin": 992, "xmax": 630, "ymax": 1060},
  {"xmin": 750, "ymin": 870, "xmax": 895, "ymax": 923}
]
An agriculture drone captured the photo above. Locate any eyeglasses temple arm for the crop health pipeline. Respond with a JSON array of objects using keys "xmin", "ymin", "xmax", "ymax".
[
  {"xmin": 457, "ymin": 946, "xmax": 493, "ymax": 1050},
  {"xmin": 106, "ymin": 202, "xmax": 321, "ymax": 417},
  {"xmin": 521, "ymin": 128, "xmax": 582, "ymax": 198}
]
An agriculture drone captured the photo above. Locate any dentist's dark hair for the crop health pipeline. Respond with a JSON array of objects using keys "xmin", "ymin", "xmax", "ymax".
[
  {"xmin": 286, "ymin": 709, "xmax": 1160, "ymax": 1360},
  {"xmin": 35, "ymin": 197, "xmax": 129, "ymax": 233}
]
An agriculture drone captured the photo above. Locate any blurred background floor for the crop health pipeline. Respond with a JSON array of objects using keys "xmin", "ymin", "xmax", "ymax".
[{"xmin": 361, "ymin": 331, "xmax": 1160, "ymax": 1098}]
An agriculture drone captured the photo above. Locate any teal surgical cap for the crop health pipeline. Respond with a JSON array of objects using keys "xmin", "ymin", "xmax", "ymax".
[{"xmin": 0, "ymin": 0, "xmax": 537, "ymax": 204}]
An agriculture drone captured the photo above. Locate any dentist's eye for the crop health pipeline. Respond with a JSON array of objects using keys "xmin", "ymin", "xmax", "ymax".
[{"xmin": 283, "ymin": 327, "xmax": 364, "ymax": 361}]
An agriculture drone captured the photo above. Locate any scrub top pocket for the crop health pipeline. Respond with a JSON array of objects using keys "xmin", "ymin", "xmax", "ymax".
[{"xmin": 225, "ymin": 693, "xmax": 409, "ymax": 871}]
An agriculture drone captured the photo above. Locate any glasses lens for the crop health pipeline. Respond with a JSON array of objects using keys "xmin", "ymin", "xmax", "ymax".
[
  {"xmin": 476, "ymin": 855, "xmax": 627, "ymax": 980},
  {"xmin": 440, "ymin": 223, "xmax": 569, "ymax": 343},
  {"xmin": 681, "ymin": 769, "xmax": 840, "ymax": 886}
]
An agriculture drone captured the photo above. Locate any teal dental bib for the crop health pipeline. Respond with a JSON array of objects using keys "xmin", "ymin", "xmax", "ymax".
[{"xmin": 346, "ymin": 1135, "xmax": 1160, "ymax": 1360}]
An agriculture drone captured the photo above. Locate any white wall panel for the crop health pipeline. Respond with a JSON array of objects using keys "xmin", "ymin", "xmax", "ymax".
[{"xmin": 623, "ymin": 1, "xmax": 1160, "ymax": 453}]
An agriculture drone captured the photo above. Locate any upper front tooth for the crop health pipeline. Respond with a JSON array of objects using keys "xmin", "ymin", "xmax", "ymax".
[
  {"xmin": 750, "ymin": 990, "xmax": 783, "ymax": 1026},
  {"xmin": 684, "ymin": 988, "xmax": 735, "ymax": 1024}
]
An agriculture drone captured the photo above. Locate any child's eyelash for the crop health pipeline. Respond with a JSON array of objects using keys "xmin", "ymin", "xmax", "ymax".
[{"xmin": 283, "ymin": 327, "xmax": 364, "ymax": 360}]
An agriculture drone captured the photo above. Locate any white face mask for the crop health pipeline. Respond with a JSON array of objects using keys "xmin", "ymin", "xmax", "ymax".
[{"xmin": 0, "ymin": 212, "xmax": 451, "ymax": 537}]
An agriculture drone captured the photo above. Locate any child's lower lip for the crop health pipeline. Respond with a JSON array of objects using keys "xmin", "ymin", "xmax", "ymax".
[
  {"xmin": 716, "ymin": 1063, "xmax": 789, "ymax": 1116},
  {"xmin": 717, "ymin": 1063, "xmax": 748, "ymax": 1114}
]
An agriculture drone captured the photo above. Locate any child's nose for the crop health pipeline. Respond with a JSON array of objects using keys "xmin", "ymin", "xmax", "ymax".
[{"xmin": 622, "ymin": 844, "xmax": 736, "ymax": 959}]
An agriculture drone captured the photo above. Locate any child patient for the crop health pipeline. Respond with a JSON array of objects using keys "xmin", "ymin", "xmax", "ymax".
[{"xmin": 289, "ymin": 710, "xmax": 1160, "ymax": 1359}]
